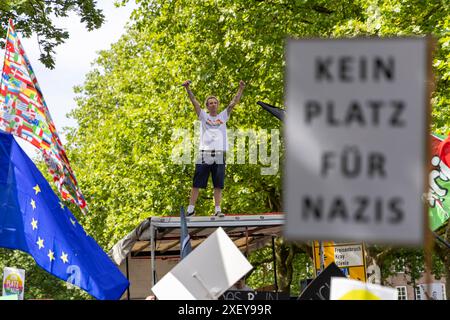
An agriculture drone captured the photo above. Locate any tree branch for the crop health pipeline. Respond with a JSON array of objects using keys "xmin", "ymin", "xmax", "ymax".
[{"xmin": 312, "ymin": 5, "xmax": 334, "ymax": 14}]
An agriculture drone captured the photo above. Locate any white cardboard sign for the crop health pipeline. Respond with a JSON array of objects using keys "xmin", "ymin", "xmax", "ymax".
[
  {"xmin": 152, "ymin": 227, "xmax": 252, "ymax": 300},
  {"xmin": 2, "ymin": 267, "xmax": 25, "ymax": 300},
  {"xmin": 284, "ymin": 38, "xmax": 429, "ymax": 244}
]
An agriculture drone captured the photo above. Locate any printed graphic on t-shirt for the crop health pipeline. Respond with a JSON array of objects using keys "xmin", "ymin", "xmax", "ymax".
[
  {"xmin": 206, "ymin": 118, "xmax": 224, "ymax": 127},
  {"xmin": 199, "ymin": 109, "xmax": 229, "ymax": 151}
]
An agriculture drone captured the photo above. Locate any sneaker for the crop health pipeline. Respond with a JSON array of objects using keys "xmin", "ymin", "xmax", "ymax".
[
  {"xmin": 214, "ymin": 211, "xmax": 224, "ymax": 217},
  {"xmin": 187, "ymin": 210, "xmax": 195, "ymax": 217}
]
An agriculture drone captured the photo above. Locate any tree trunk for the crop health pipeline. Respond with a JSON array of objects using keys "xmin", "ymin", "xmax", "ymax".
[
  {"xmin": 364, "ymin": 246, "xmax": 394, "ymax": 286},
  {"xmin": 445, "ymin": 224, "xmax": 450, "ymax": 300},
  {"xmin": 274, "ymin": 237, "xmax": 294, "ymax": 293},
  {"xmin": 434, "ymin": 224, "xmax": 450, "ymax": 300}
]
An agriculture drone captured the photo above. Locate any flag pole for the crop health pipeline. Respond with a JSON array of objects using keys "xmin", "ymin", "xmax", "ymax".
[
  {"xmin": 433, "ymin": 231, "xmax": 450, "ymax": 249},
  {"xmin": 319, "ymin": 240, "xmax": 325, "ymax": 272},
  {"xmin": 0, "ymin": 18, "xmax": 87, "ymax": 214},
  {"xmin": 0, "ymin": 19, "xmax": 13, "ymax": 101},
  {"xmin": 423, "ymin": 36, "xmax": 436, "ymax": 300}
]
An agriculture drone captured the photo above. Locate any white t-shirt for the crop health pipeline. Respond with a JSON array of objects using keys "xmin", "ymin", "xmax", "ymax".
[{"xmin": 198, "ymin": 109, "xmax": 229, "ymax": 151}]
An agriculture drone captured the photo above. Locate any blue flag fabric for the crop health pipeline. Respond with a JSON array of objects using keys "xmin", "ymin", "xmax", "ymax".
[
  {"xmin": 0, "ymin": 132, "xmax": 129, "ymax": 299},
  {"xmin": 180, "ymin": 206, "xmax": 192, "ymax": 260}
]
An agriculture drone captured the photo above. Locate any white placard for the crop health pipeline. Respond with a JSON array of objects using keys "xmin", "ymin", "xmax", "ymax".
[
  {"xmin": 152, "ymin": 227, "xmax": 253, "ymax": 300},
  {"xmin": 284, "ymin": 38, "xmax": 429, "ymax": 244},
  {"xmin": 2, "ymin": 267, "xmax": 25, "ymax": 300},
  {"xmin": 0, "ymin": 294, "xmax": 19, "ymax": 300}
]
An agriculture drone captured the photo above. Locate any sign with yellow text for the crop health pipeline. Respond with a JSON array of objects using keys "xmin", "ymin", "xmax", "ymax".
[
  {"xmin": 313, "ymin": 241, "xmax": 366, "ymax": 282},
  {"xmin": 2, "ymin": 267, "xmax": 25, "ymax": 300}
]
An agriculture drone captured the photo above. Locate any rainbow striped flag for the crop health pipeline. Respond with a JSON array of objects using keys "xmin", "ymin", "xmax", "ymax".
[{"xmin": 0, "ymin": 19, "xmax": 87, "ymax": 213}]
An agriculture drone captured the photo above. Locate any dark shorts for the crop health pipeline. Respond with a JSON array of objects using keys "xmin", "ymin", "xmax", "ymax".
[{"xmin": 193, "ymin": 150, "xmax": 225, "ymax": 189}]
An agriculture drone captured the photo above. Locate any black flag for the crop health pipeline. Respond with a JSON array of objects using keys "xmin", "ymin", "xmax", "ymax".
[{"xmin": 257, "ymin": 101, "xmax": 285, "ymax": 122}]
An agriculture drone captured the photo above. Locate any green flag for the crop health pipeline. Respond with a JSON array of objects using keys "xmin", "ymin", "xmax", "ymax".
[{"xmin": 428, "ymin": 133, "xmax": 450, "ymax": 231}]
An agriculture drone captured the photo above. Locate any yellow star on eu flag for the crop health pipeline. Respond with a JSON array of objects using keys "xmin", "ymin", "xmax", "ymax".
[
  {"xmin": 60, "ymin": 252, "xmax": 69, "ymax": 264},
  {"xmin": 47, "ymin": 250, "xmax": 55, "ymax": 261},
  {"xmin": 36, "ymin": 237, "xmax": 44, "ymax": 249},
  {"xmin": 33, "ymin": 184, "xmax": 41, "ymax": 195},
  {"xmin": 31, "ymin": 218, "xmax": 38, "ymax": 230},
  {"xmin": 30, "ymin": 199, "xmax": 36, "ymax": 210}
]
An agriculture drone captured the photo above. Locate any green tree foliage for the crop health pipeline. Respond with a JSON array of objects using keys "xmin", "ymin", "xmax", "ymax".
[
  {"xmin": 69, "ymin": 0, "xmax": 372, "ymax": 248},
  {"xmin": 0, "ymin": 0, "xmax": 104, "ymax": 68},
  {"xmin": 333, "ymin": 0, "xmax": 450, "ymax": 135},
  {"xmin": 375, "ymin": 247, "xmax": 445, "ymax": 298},
  {"xmin": 2, "ymin": 0, "xmax": 449, "ymax": 299},
  {"xmin": 366, "ymin": 245, "xmax": 446, "ymax": 296},
  {"xmin": 246, "ymin": 244, "xmax": 313, "ymax": 296},
  {"xmin": 0, "ymin": 249, "xmax": 91, "ymax": 300},
  {"xmin": 67, "ymin": 0, "xmax": 450, "ymax": 297}
]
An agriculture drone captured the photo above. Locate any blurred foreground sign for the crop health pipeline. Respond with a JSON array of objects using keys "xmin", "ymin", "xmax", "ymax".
[
  {"xmin": 330, "ymin": 277, "xmax": 398, "ymax": 300},
  {"xmin": 152, "ymin": 227, "xmax": 252, "ymax": 300},
  {"xmin": 298, "ymin": 262, "xmax": 346, "ymax": 300},
  {"xmin": 284, "ymin": 38, "xmax": 430, "ymax": 244}
]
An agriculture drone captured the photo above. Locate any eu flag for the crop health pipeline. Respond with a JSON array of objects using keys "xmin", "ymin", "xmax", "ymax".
[
  {"xmin": 0, "ymin": 132, "xmax": 129, "ymax": 299},
  {"xmin": 180, "ymin": 206, "xmax": 192, "ymax": 260}
]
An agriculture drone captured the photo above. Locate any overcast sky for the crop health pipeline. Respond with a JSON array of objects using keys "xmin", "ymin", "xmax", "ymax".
[{"xmin": 1, "ymin": 1, "xmax": 137, "ymax": 156}]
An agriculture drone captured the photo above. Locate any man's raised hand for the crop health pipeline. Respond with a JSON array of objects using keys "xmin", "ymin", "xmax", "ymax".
[{"xmin": 182, "ymin": 80, "xmax": 192, "ymax": 88}]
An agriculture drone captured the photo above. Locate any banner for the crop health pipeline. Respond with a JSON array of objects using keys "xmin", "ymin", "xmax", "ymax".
[
  {"xmin": 0, "ymin": 132, "xmax": 129, "ymax": 299},
  {"xmin": 0, "ymin": 19, "xmax": 87, "ymax": 213},
  {"xmin": 428, "ymin": 133, "xmax": 450, "ymax": 230}
]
